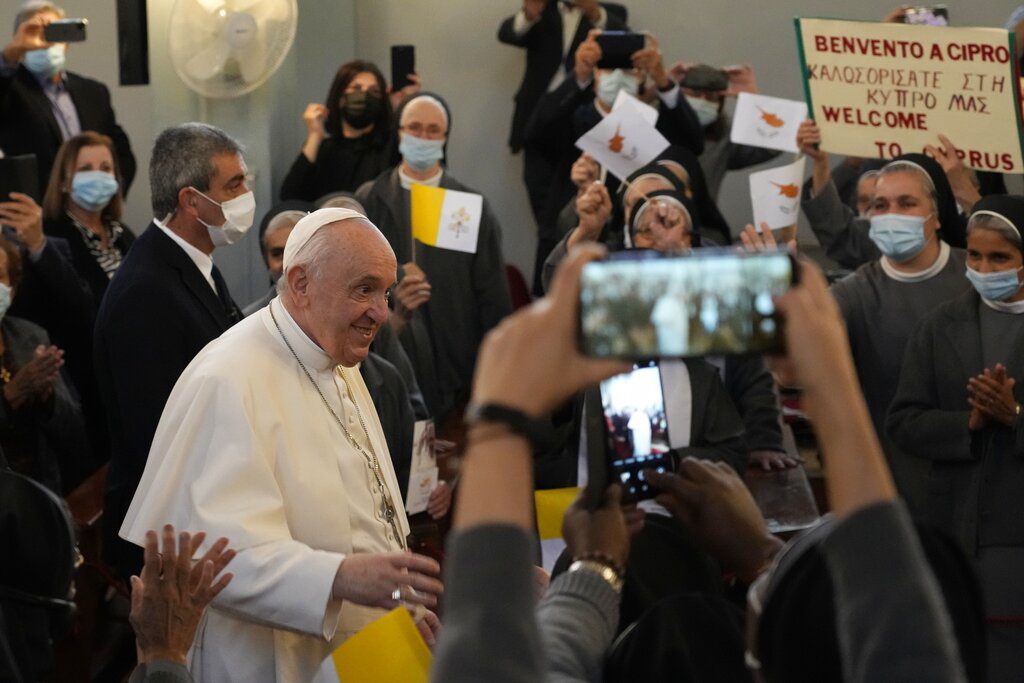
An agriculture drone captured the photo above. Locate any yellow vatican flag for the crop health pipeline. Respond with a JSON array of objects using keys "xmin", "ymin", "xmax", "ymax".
[
  {"xmin": 410, "ymin": 184, "xmax": 482, "ymax": 254},
  {"xmin": 330, "ymin": 607, "xmax": 431, "ymax": 682}
]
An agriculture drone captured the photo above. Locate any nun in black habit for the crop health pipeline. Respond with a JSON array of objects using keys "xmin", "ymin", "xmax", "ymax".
[{"xmin": 355, "ymin": 92, "xmax": 512, "ymax": 420}]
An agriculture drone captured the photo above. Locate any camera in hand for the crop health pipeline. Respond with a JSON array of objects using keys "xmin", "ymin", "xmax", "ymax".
[
  {"xmin": 43, "ymin": 18, "xmax": 88, "ymax": 43},
  {"xmin": 591, "ymin": 362, "xmax": 673, "ymax": 504},
  {"xmin": 579, "ymin": 249, "xmax": 796, "ymax": 359},
  {"xmin": 903, "ymin": 6, "xmax": 948, "ymax": 26},
  {"xmin": 391, "ymin": 45, "xmax": 415, "ymax": 91},
  {"xmin": 596, "ymin": 31, "xmax": 645, "ymax": 70}
]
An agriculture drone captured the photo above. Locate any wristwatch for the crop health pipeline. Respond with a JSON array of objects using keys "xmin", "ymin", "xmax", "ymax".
[{"xmin": 568, "ymin": 559, "xmax": 624, "ymax": 592}]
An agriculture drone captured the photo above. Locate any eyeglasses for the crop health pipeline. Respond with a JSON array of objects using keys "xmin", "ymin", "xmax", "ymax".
[{"xmin": 400, "ymin": 123, "xmax": 446, "ymax": 139}]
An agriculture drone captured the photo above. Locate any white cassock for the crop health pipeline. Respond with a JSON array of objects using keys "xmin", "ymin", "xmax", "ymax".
[{"xmin": 120, "ymin": 298, "xmax": 410, "ymax": 682}]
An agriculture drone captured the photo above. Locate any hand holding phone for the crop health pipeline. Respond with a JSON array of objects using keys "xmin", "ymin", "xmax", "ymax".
[
  {"xmin": 391, "ymin": 45, "xmax": 415, "ymax": 92},
  {"xmin": 595, "ymin": 31, "xmax": 645, "ymax": 70},
  {"xmin": 579, "ymin": 249, "xmax": 796, "ymax": 360},
  {"xmin": 43, "ymin": 19, "xmax": 87, "ymax": 43}
]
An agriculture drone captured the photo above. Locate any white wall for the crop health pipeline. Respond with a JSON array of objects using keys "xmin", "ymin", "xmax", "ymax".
[{"xmin": 2, "ymin": 1, "xmax": 1015, "ymax": 298}]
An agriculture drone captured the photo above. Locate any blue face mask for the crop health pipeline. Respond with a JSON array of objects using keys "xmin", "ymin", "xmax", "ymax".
[
  {"xmin": 596, "ymin": 69, "xmax": 640, "ymax": 108},
  {"xmin": 868, "ymin": 213, "xmax": 932, "ymax": 262},
  {"xmin": 399, "ymin": 134, "xmax": 445, "ymax": 172},
  {"xmin": 23, "ymin": 44, "xmax": 66, "ymax": 79},
  {"xmin": 966, "ymin": 266, "xmax": 1023, "ymax": 302},
  {"xmin": 71, "ymin": 171, "xmax": 119, "ymax": 212},
  {"xmin": 0, "ymin": 283, "xmax": 11, "ymax": 321}
]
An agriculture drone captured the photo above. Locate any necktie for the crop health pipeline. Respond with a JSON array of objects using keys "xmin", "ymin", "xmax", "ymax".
[{"xmin": 211, "ymin": 264, "xmax": 241, "ymax": 324}]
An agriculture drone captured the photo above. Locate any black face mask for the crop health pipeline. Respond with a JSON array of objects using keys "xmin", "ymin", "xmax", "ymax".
[{"xmin": 341, "ymin": 90, "xmax": 383, "ymax": 129}]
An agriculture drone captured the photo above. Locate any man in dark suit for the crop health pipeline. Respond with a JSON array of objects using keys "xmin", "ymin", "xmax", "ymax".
[
  {"xmin": 95, "ymin": 122, "xmax": 251, "ymax": 580},
  {"xmin": 498, "ymin": 1, "xmax": 628, "ymax": 155},
  {"xmin": 0, "ymin": 2, "xmax": 136, "ymax": 195}
]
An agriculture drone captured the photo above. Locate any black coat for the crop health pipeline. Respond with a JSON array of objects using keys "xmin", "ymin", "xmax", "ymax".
[
  {"xmin": 43, "ymin": 213, "xmax": 135, "ymax": 304},
  {"xmin": 94, "ymin": 223, "xmax": 240, "ymax": 578},
  {"xmin": 497, "ymin": 2, "xmax": 628, "ymax": 152},
  {"xmin": 888, "ymin": 291, "xmax": 1024, "ymax": 554},
  {"xmin": 536, "ymin": 359, "xmax": 747, "ymax": 488},
  {"xmin": 0, "ymin": 65, "xmax": 136, "ymax": 195},
  {"xmin": 523, "ymin": 76, "xmax": 704, "ymax": 239},
  {"xmin": 361, "ymin": 352, "xmax": 415, "ymax": 499}
]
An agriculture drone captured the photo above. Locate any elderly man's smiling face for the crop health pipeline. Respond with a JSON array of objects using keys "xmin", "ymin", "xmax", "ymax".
[{"xmin": 301, "ymin": 219, "xmax": 397, "ymax": 366}]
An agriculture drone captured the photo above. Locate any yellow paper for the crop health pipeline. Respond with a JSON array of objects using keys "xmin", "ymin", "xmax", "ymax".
[
  {"xmin": 410, "ymin": 184, "xmax": 445, "ymax": 246},
  {"xmin": 331, "ymin": 607, "xmax": 431, "ymax": 683},
  {"xmin": 534, "ymin": 487, "xmax": 581, "ymax": 541}
]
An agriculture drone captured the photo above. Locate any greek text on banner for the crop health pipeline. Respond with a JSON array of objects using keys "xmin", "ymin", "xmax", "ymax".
[{"xmin": 795, "ymin": 18, "xmax": 1024, "ymax": 173}]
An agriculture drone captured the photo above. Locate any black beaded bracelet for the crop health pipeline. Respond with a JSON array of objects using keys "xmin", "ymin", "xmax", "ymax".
[{"xmin": 464, "ymin": 402, "xmax": 548, "ymax": 449}]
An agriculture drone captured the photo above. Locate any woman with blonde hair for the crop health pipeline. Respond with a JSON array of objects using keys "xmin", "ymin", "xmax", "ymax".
[{"xmin": 42, "ymin": 130, "xmax": 134, "ymax": 302}]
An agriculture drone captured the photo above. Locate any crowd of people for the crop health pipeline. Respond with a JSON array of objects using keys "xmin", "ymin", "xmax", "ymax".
[{"xmin": 3, "ymin": 0, "xmax": 1024, "ymax": 681}]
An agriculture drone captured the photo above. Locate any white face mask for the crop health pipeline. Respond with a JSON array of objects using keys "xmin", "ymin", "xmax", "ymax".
[
  {"xmin": 191, "ymin": 188, "xmax": 256, "ymax": 246},
  {"xmin": 685, "ymin": 95, "xmax": 720, "ymax": 127}
]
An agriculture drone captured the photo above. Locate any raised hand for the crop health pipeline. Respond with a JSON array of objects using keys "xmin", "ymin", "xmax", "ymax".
[{"xmin": 130, "ymin": 526, "xmax": 235, "ymax": 665}]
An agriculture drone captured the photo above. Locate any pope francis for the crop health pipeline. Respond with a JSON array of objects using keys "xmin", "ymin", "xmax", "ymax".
[{"xmin": 120, "ymin": 208, "xmax": 443, "ymax": 682}]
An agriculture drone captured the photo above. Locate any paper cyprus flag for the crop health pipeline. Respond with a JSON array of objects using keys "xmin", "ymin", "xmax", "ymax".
[
  {"xmin": 410, "ymin": 184, "xmax": 482, "ymax": 254},
  {"xmin": 575, "ymin": 105, "xmax": 670, "ymax": 182},
  {"xmin": 612, "ymin": 89, "xmax": 659, "ymax": 127},
  {"xmin": 749, "ymin": 156, "xmax": 806, "ymax": 230},
  {"xmin": 730, "ymin": 92, "xmax": 808, "ymax": 154}
]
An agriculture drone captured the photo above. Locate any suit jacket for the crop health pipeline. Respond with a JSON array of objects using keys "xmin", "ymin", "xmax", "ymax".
[
  {"xmin": 94, "ymin": 223, "xmax": 239, "ymax": 578},
  {"xmin": 43, "ymin": 213, "xmax": 136, "ymax": 305},
  {"xmin": 0, "ymin": 65, "xmax": 136, "ymax": 195},
  {"xmin": 498, "ymin": 2, "xmax": 628, "ymax": 151},
  {"xmin": 361, "ymin": 352, "xmax": 415, "ymax": 499},
  {"xmin": 887, "ymin": 290, "xmax": 1024, "ymax": 554}
]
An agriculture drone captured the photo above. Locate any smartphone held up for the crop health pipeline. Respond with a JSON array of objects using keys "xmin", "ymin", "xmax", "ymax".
[{"xmin": 578, "ymin": 249, "xmax": 797, "ymax": 360}]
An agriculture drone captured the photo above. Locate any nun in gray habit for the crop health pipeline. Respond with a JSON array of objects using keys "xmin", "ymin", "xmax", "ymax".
[
  {"xmin": 888, "ymin": 195, "xmax": 1024, "ymax": 681},
  {"xmin": 355, "ymin": 93, "xmax": 512, "ymax": 420}
]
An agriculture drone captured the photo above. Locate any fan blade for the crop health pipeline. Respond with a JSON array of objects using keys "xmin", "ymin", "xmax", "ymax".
[
  {"xmin": 185, "ymin": 40, "xmax": 232, "ymax": 81},
  {"xmin": 243, "ymin": 0, "xmax": 292, "ymax": 23},
  {"xmin": 236, "ymin": 39, "xmax": 266, "ymax": 83},
  {"xmin": 193, "ymin": 0, "xmax": 225, "ymax": 13}
]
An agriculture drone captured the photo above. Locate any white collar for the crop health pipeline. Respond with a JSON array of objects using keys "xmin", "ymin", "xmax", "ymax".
[
  {"xmin": 880, "ymin": 241, "xmax": 950, "ymax": 283},
  {"xmin": 981, "ymin": 296, "xmax": 1024, "ymax": 314},
  {"xmin": 268, "ymin": 298, "xmax": 336, "ymax": 373},
  {"xmin": 153, "ymin": 217, "xmax": 216, "ymax": 291},
  {"xmin": 399, "ymin": 166, "xmax": 443, "ymax": 190}
]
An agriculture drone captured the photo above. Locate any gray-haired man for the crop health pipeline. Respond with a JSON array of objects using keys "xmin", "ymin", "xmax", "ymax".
[
  {"xmin": 95, "ymin": 122, "xmax": 253, "ymax": 580},
  {"xmin": 1, "ymin": 1, "xmax": 136, "ymax": 192}
]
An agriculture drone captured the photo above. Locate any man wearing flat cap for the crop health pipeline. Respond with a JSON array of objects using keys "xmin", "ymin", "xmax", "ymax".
[{"xmin": 119, "ymin": 208, "xmax": 443, "ymax": 683}]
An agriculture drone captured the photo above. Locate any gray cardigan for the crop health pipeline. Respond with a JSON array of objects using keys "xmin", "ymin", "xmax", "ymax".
[{"xmin": 430, "ymin": 502, "xmax": 964, "ymax": 682}]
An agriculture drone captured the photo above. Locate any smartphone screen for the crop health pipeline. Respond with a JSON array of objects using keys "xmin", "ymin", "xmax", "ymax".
[
  {"xmin": 595, "ymin": 31, "xmax": 645, "ymax": 69},
  {"xmin": 904, "ymin": 6, "xmax": 949, "ymax": 26},
  {"xmin": 599, "ymin": 362, "xmax": 673, "ymax": 503},
  {"xmin": 43, "ymin": 19, "xmax": 87, "ymax": 43},
  {"xmin": 391, "ymin": 45, "xmax": 415, "ymax": 91},
  {"xmin": 579, "ymin": 249, "xmax": 795, "ymax": 359}
]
